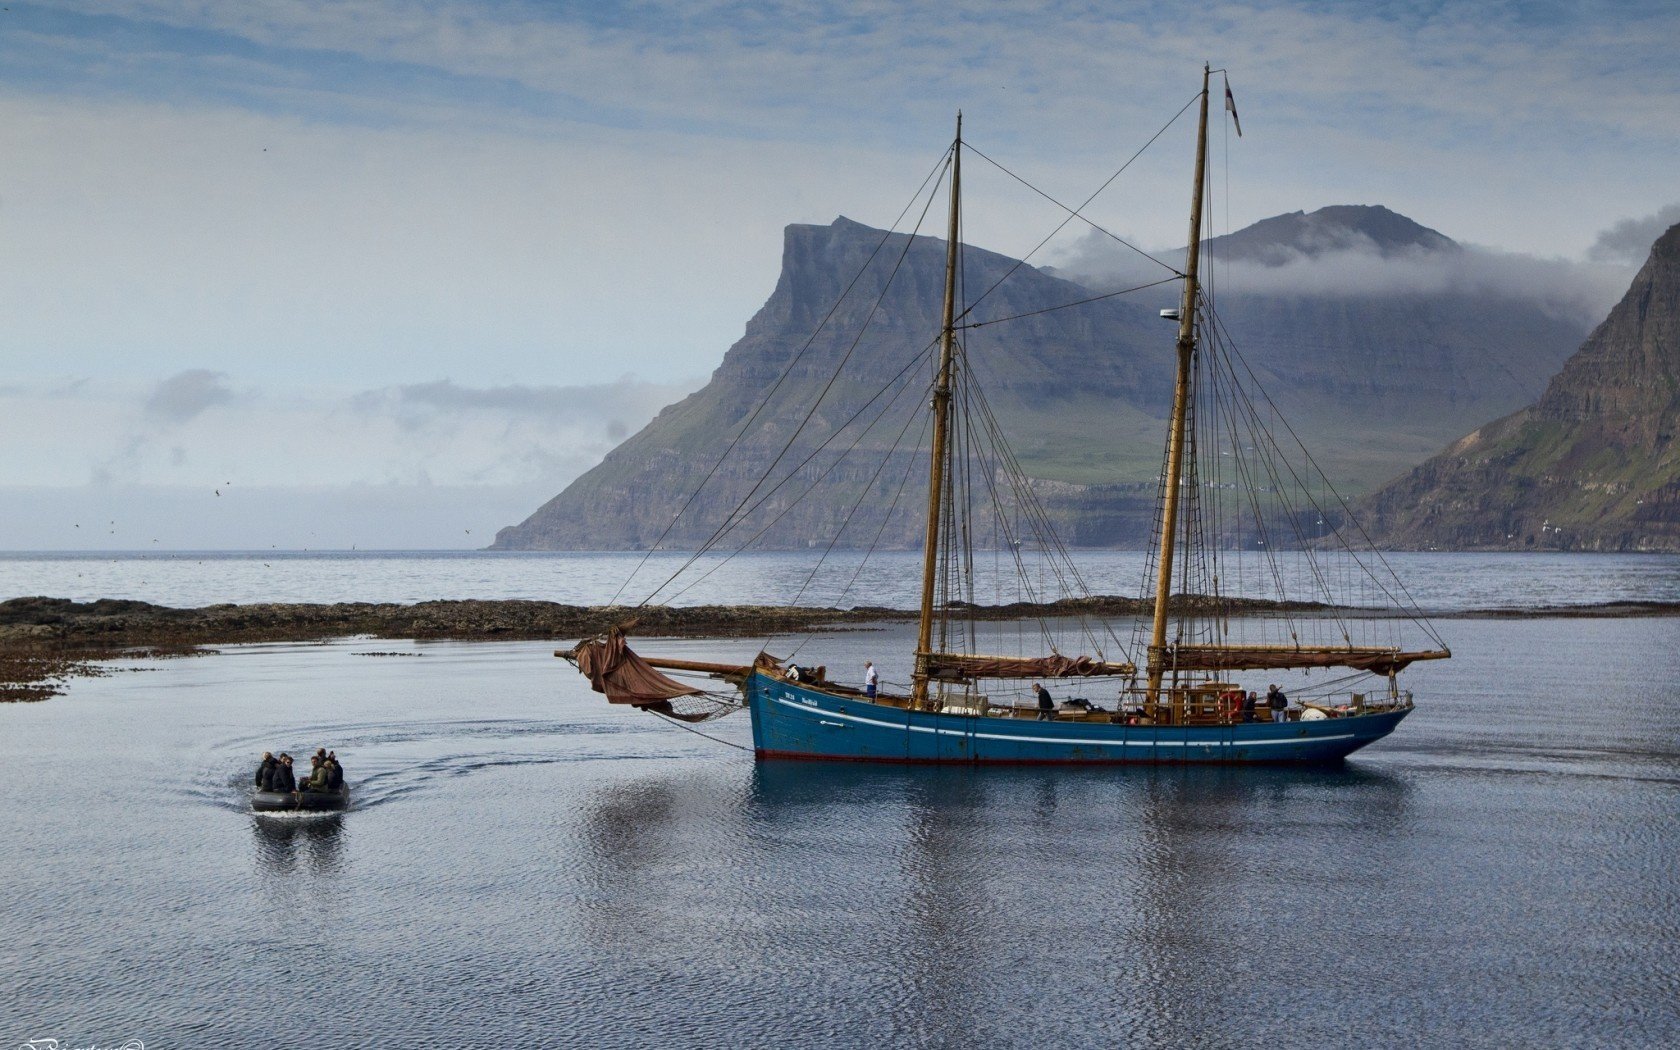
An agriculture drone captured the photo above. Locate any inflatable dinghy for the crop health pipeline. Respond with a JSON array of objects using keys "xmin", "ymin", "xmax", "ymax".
[{"xmin": 252, "ymin": 785, "xmax": 350, "ymax": 812}]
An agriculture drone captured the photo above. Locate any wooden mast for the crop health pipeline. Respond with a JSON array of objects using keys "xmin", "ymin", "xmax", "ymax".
[
  {"xmin": 1146, "ymin": 66, "xmax": 1212, "ymax": 704},
  {"xmin": 912, "ymin": 114, "xmax": 963, "ymax": 709}
]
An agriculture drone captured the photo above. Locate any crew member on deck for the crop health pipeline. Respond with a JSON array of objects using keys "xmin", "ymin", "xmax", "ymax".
[
  {"xmin": 1035, "ymin": 682, "xmax": 1055, "ymax": 721},
  {"xmin": 864, "ymin": 662, "xmax": 878, "ymax": 699},
  {"xmin": 1267, "ymin": 684, "xmax": 1288, "ymax": 723}
]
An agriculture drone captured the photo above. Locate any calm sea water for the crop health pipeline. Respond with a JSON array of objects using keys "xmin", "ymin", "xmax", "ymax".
[
  {"xmin": 3, "ymin": 555, "xmax": 1678, "ymax": 1047},
  {"xmin": 3, "ymin": 549, "xmax": 1680, "ymax": 610}
]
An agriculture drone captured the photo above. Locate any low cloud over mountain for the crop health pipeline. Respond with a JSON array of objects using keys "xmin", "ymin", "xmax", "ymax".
[
  {"xmin": 1053, "ymin": 203, "xmax": 1649, "ymax": 328},
  {"xmin": 1589, "ymin": 202, "xmax": 1680, "ymax": 264}
]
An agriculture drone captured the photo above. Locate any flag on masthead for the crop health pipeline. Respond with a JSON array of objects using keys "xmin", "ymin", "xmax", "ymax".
[{"xmin": 1224, "ymin": 74, "xmax": 1243, "ymax": 137}]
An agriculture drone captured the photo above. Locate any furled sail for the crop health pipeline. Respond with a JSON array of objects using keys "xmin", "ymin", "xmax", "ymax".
[
  {"xmin": 1160, "ymin": 645, "xmax": 1450, "ymax": 676},
  {"xmin": 923, "ymin": 652, "xmax": 1137, "ymax": 681},
  {"xmin": 573, "ymin": 628, "xmax": 706, "ymax": 708}
]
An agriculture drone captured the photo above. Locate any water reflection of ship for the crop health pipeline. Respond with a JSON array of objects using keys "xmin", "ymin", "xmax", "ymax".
[
  {"xmin": 1121, "ymin": 763, "xmax": 1413, "ymax": 1040},
  {"xmin": 747, "ymin": 761, "xmax": 1411, "ymax": 1041},
  {"xmin": 568, "ymin": 761, "xmax": 1410, "ymax": 1037},
  {"xmin": 250, "ymin": 814, "xmax": 346, "ymax": 875}
]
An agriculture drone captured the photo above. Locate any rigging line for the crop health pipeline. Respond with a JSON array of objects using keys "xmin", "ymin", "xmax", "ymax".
[
  {"xmin": 772, "ymin": 376, "xmax": 931, "ymax": 651},
  {"xmin": 960, "ymin": 377, "xmax": 1076, "ymax": 592},
  {"xmin": 963, "ymin": 400, "xmax": 1062, "ymax": 613},
  {"xmin": 781, "ymin": 409, "xmax": 933, "ymax": 662},
  {"xmin": 636, "ymin": 172, "xmax": 953, "ymax": 609},
  {"xmin": 1292, "ymin": 669, "xmax": 1384, "ymax": 697},
  {"xmin": 954, "ymin": 370, "xmax": 1062, "ymax": 654},
  {"xmin": 957, "ymin": 378, "xmax": 1063, "ymax": 618},
  {"xmin": 660, "ymin": 344, "xmax": 938, "ymax": 605},
  {"xmin": 959, "ymin": 366, "xmax": 1132, "ymax": 662},
  {"xmin": 951, "ymin": 236, "xmax": 979, "ymax": 659},
  {"xmin": 962, "ymin": 276, "xmax": 1182, "ymax": 328},
  {"xmin": 657, "ymin": 330, "xmax": 934, "ymax": 573},
  {"xmin": 1203, "ymin": 304, "xmax": 1445, "ymax": 647},
  {"xmin": 647, "ymin": 708, "xmax": 754, "ymax": 753},
  {"xmin": 700, "ymin": 334, "xmax": 938, "ymax": 562},
  {"xmin": 1201, "ymin": 335, "xmax": 1232, "ymax": 643},
  {"xmin": 1186, "ymin": 348, "xmax": 1216, "ymax": 648},
  {"xmin": 611, "ymin": 144, "xmax": 956, "ymax": 609},
  {"xmin": 639, "ymin": 196, "xmax": 947, "ymax": 609},
  {"xmin": 1205, "ymin": 323, "xmax": 1303, "ymax": 636},
  {"xmin": 783, "ymin": 384, "xmax": 928, "ymax": 609},
  {"xmin": 1210, "ymin": 330, "xmax": 1439, "ymax": 652},
  {"xmin": 957, "ymin": 89, "xmax": 1201, "ymax": 295},
  {"xmin": 971, "ymin": 423, "xmax": 1091, "ymax": 630},
  {"xmin": 948, "ymin": 350, "xmax": 983, "ymax": 658},
  {"xmin": 961, "ymin": 370, "xmax": 1097, "ymax": 604}
]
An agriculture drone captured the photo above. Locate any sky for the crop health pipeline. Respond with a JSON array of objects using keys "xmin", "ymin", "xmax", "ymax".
[{"xmin": 2, "ymin": 0, "xmax": 1677, "ymax": 549}]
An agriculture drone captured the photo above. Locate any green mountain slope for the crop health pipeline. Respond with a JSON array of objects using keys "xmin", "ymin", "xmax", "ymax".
[{"xmin": 1355, "ymin": 223, "xmax": 1680, "ymax": 550}]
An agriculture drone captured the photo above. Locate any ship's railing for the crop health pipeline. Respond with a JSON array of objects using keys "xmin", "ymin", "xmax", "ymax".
[
  {"xmin": 825, "ymin": 667, "xmax": 1416, "ymax": 725},
  {"xmin": 982, "ymin": 687, "xmax": 1414, "ymax": 725}
]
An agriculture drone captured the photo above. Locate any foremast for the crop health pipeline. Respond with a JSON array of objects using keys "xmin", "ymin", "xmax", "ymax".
[
  {"xmin": 1146, "ymin": 65, "xmax": 1213, "ymax": 704},
  {"xmin": 912, "ymin": 114, "xmax": 963, "ymax": 710}
]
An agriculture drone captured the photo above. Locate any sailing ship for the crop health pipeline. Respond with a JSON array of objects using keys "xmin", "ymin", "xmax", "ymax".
[{"xmin": 562, "ymin": 66, "xmax": 1450, "ymax": 764}]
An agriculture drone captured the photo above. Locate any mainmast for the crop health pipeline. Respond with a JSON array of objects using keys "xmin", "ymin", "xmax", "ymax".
[
  {"xmin": 1146, "ymin": 65, "xmax": 1212, "ymax": 703},
  {"xmin": 912, "ymin": 114, "xmax": 963, "ymax": 709}
]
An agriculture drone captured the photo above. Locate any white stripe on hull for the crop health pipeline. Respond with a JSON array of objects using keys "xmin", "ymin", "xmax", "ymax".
[{"xmin": 767, "ymin": 693, "xmax": 1363, "ymax": 749}]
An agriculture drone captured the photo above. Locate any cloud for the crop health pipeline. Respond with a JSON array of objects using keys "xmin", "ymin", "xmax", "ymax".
[
  {"xmin": 6, "ymin": 1, "xmax": 1680, "ymax": 407},
  {"xmin": 0, "ymin": 371, "xmax": 707, "ymax": 545},
  {"xmin": 1588, "ymin": 203, "xmax": 1680, "ymax": 263},
  {"xmin": 354, "ymin": 376, "xmax": 702, "ymax": 443},
  {"xmin": 143, "ymin": 369, "xmax": 235, "ymax": 422},
  {"xmin": 1, "ymin": 372, "xmax": 703, "ymax": 490},
  {"xmin": 1050, "ymin": 227, "xmax": 1636, "ymax": 327},
  {"xmin": 27, "ymin": 0, "xmax": 1679, "ymax": 162}
]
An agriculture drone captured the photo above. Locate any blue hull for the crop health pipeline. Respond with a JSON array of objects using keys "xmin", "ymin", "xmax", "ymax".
[{"xmin": 745, "ymin": 672, "xmax": 1407, "ymax": 764}]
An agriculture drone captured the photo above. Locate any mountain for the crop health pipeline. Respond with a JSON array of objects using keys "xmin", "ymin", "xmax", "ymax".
[
  {"xmin": 1354, "ymin": 223, "xmax": 1680, "ymax": 551},
  {"xmin": 1201, "ymin": 205, "xmax": 1457, "ymax": 265},
  {"xmin": 494, "ymin": 212, "xmax": 1590, "ymax": 551},
  {"xmin": 495, "ymin": 217, "xmax": 1166, "ymax": 550}
]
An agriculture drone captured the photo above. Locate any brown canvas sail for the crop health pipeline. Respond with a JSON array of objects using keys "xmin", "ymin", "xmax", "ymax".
[
  {"xmin": 1162, "ymin": 645, "xmax": 1450, "ymax": 676},
  {"xmin": 573, "ymin": 629, "xmax": 706, "ymax": 708},
  {"xmin": 924, "ymin": 652, "xmax": 1137, "ymax": 681}
]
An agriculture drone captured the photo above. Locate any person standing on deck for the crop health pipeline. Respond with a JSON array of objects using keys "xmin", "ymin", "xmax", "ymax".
[
  {"xmin": 1035, "ymin": 683, "xmax": 1055, "ymax": 721},
  {"xmin": 864, "ymin": 662, "xmax": 877, "ymax": 700},
  {"xmin": 1267, "ymin": 684, "xmax": 1288, "ymax": 723}
]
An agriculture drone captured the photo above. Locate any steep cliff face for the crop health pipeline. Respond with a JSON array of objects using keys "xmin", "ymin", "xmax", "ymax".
[
  {"xmin": 494, "ymin": 213, "xmax": 1589, "ymax": 551},
  {"xmin": 1356, "ymin": 224, "xmax": 1680, "ymax": 550},
  {"xmin": 495, "ymin": 218, "xmax": 1166, "ymax": 550}
]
